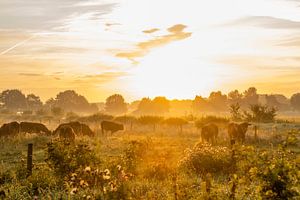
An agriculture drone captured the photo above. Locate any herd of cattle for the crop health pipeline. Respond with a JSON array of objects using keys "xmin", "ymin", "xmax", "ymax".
[
  {"xmin": 0, "ymin": 120, "xmax": 251, "ymax": 143},
  {"xmin": 0, "ymin": 120, "xmax": 124, "ymax": 141}
]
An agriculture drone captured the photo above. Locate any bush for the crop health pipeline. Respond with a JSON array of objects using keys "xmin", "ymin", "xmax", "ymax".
[
  {"xmin": 45, "ymin": 139, "xmax": 100, "ymax": 178},
  {"xmin": 243, "ymin": 104, "xmax": 277, "ymax": 123},
  {"xmin": 195, "ymin": 115, "xmax": 229, "ymax": 128},
  {"xmin": 179, "ymin": 142, "xmax": 232, "ymax": 177}
]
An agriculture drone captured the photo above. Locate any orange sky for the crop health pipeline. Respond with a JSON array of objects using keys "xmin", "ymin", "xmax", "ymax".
[{"xmin": 1, "ymin": 0, "xmax": 300, "ymax": 102}]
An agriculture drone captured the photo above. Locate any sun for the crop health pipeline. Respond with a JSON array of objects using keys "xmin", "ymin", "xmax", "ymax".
[{"xmin": 127, "ymin": 42, "xmax": 218, "ymax": 100}]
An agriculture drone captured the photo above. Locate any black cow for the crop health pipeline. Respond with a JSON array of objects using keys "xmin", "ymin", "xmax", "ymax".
[
  {"xmin": 20, "ymin": 122, "xmax": 51, "ymax": 135},
  {"xmin": 58, "ymin": 125, "xmax": 76, "ymax": 141},
  {"xmin": 201, "ymin": 123, "xmax": 218, "ymax": 144},
  {"xmin": 0, "ymin": 121, "xmax": 20, "ymax": 137},
  {"xmin": 53, "ymin": 121, "xmax": 94, "ymax": 137},
  {"xmin": 101, "ymin": 121, "xmax": 124, "ymax": 135},
  {"xmin": 228, "ymin": 122, "xmax": 251, "ymax": 143}
]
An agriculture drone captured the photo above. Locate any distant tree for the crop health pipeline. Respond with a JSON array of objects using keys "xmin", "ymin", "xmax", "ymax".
[
  {"xmin": 152, "ymin": 96, "xmax": 170, "ymax": 115},
  {"xmin": 243, "ymin": 87, "xmax": 259, "ymax": 106},
  {"xmin": 26, "ymin": 94, "xmax": 43, "ymax": 110},
  {"xmin": 228, "ymin": 90, "xmax": 243, "ymax": 105},
  {"xmin": 191, "ymin": 95, "xmax": 209, "ymax": 113},
  {"xmin": 49, "ymin": 90, "xmax": 97, "ymax": 113},
  {"xmin": 265, "ymin": 95, "xmax": 281, "ymax": 109},
  {"xmin": 163, "ymin": 117, "xmax": 188, "ymax": 133},
  {"xmin": 208, "ymin": 91, "xmax": 228, "ymax": 111},
  {"xmin": 36, "ymin": 109, "xmax": 48, "ymax": 116},
  {"xmin": 135, "ymin": 98, "xmax": 153, "ymax": 115},
  {"xmin": 291, "ymin": 93, "xmax": 300, "ymax": 111},
  {"xmin": 105, "ymin": 94, "xmax": 127, "ymax": 115},
  {"xmin": 0, "ymin": 89, "xmax": 27, "ymax": 111},
  {"xmin": 51, "ymin": 107, "xmax": 64, "ymax": 118},
  {"xmin": 138, "ymin": 115, "xmax": 163, "ymax": 131}
]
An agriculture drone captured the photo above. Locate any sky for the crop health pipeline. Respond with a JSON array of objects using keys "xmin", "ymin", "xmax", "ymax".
[{"xmin": 0, "ymin": 0, "xmax": 300, "ymax": 102}]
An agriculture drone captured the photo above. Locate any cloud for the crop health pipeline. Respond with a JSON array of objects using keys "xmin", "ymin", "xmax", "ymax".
[
  {"xmin": 18, "ymin": 73, "xmax": 43, "ymax": 77},
  {"xmin": 0, "ymin": 0, "xmax": 117, "ymax": 31},
  {"xmin": 116, "ymin": 24, "xmax": 192, "ymax": 64},
  {"xmin": 143, "ymin": 28, "xmax": 160, "ymax": 34},
  {"xmin": 226, "ymin": 16, "xmax": 300, "ymax": 29},
  {"xmin": 278, "ymin": 36, "xmax": 300, "ymax": 46}
]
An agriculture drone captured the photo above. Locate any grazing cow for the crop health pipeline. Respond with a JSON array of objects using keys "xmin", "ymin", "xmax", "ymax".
[
  {"xmin": 58, "ymin": 125, "xmax": 76, "ymax": 141},
  {"xmin": 20, "ymin": 122, "xmax": 51, "ymax": 135},
  {"xmin": 0, "ymin": 121, "xmax": 20, "ymax": 137},
  {"xmin": 101, "ymin": 121, "xmax": 124, "ymax": 135},
  {"xmin": 201, "ymin": 123, "xmax": 218, "ymax": 144},
  {"xmin": 228, "ymin": 122, "xmax": 251, "ymax": 143},
  {"xmin": 53, "ymin": 121, "xmax": 94, "ymax": 137}
]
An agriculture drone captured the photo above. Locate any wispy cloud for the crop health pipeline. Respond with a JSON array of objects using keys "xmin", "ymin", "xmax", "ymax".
[
  {"xmin": 226, "ymin": 16, "xmax": 300, "ymax": 29},
  {"xmin": 116, "ymin": 24, "xmax": 192, "ymax": 64}
]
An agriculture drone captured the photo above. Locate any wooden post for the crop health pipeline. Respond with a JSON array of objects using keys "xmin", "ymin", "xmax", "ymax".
[
  {"xmin": 254, "ymin": 125, "xmax": 258, "ymax": 141},
  {"xmin": 27, "ymin": 143, "xmax": 33, "ymax": 177}
]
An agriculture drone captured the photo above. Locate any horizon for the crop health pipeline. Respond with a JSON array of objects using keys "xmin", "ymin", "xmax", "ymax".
[{"xmin": 1, "ymin": 0, "xmax": 300, "ymax": 102}]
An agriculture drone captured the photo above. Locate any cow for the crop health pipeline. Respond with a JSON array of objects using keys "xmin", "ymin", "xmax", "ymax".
[
  {"xmin": 53, "ymin": 121, "xmax": 94, "ymax": 137},
  {"xmin": 201, "ymin": 123, "xmax": 218, "ymax": 144},
  {"xmin": 228, "ymin": 122, "xmax": 251, "ymax": 143},
  {"xmin": 0, "ymin": 121, "xmax": 20, "ymax": 137},
  {"xmin": 101, "ymin": 121, "xmax": 124, "ymax": 136},
  {"xmin": 20, "ymin": 122, "xmax": 51, "ymax": 135},
  {"xmin": 58, "ymin": 125, "xmax": 76, "ymax": 141}
]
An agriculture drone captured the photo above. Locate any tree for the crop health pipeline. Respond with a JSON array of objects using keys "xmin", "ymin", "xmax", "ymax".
[
  {"xmin": 105, "ymin": 94, "xmax": 127, "ymax": 115},
  {"xmin": 152, "ymin": 96, "xmax": 170, "ymax": 115},
  {"xmin": 191, "ymin": 95, "xmax": 209, "ymax": 113},
  {"xmin": 228, "ymin": 90, "xmax": 243, "ymax": 105},
  {"xmin": 0, "ymin": 89, "xmax": 27, "ymax": 111},
  {"xmin": 243, "ymin": 87, "xmax": 259, "ymax": 106},
  {"xmin": 243, "ymin": 104, "xmax": 277, "ymax": 123},
  {"xmin": 51, "ymin": 107, "xmax": 64, "ymax": 118},
  {"xmin": 26, "ymin": 94, "xmax": 43, "ymax": 110},
  {"xmin": 47, "ymin": 90, "xmax": 97, "ymax": 114},
  {"xmin": 135, "ymin": 98, "xmax": 153, "ymax": 115},
  {"xmin": 208, "ymin": 91, "xmax": 228, "ymax": 111},
  {"xmin": 291, "ymin": 93, "xmax": 300, "ymax": 111}
]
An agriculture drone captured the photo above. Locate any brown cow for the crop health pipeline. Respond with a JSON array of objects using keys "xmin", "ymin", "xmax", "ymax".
[
  {"xmin": 201, "ymin": 123, "xmax": 218, "ymax": 144},
  {"xmin": 58, "ymin": 125, "xmax": 76, "ymax": 141},
  {"xmin": 228, "ymin": 122, "xmax": 251, "ymax": 143},
  {"xmin": 20, "ymin": 122, "xmax": 51, "ymax": 135},
  {"xmin": 0, "ymin": 121, "xmax": 20, "ymax": 137},
  {"xmin": 101, "ymin": 121, "xmax": 124, "ymax": 135},
  {"xmin": 53, "ymin": 121, "xmax": 94, "ymax": 137}
]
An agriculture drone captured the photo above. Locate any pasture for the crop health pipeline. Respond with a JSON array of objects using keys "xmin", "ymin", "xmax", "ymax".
[{"xmin": 0, "ymin": 119, "xmax": 299, "ymax": 199}]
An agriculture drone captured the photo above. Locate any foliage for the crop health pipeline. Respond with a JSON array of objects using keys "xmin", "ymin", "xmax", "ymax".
[
  {"xmin": 229, "ymin": 103, "xmax": 242, "ymax": 121},
  {"xmin": 179, "ymin": 142, "xmax": 232, "ymax": 176},
  {"xmin": 138, "ymin": 116, "xmax": 163, "ymax": 131},
  {"xmin": 45, "ymin": 140, "xmax": 99, "ymax": 178},
  {"xmin": 135, "ymin": 97, "xmax": 170, "ymax": 115},
  {"xmin": 195, "ymin": 115, "xmax": 229, "ymax": 128},
  {"xmin": 291, "ymin": 93, "xmax": 300, "ymax": 111},
  {"xmin": 243, "ymin": 104, "xmax": 277, "ymax": 122},
  {"xmin": 51, "ymin": 106, "xmax": 64, "ymax": 117},
  {"xmin": 105, "ymin": 94, "xmax": 127, "ymax": 115}
]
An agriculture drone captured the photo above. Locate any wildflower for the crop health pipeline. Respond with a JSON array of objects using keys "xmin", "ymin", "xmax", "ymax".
[
  {"xmin": 70, "ymin": 188, "xmax": 78, "ymax": 195},
  {"xmin": 84, "ymin": 166, "xmax": 91, "ymax": 173},
  {"xmin": 117, "ymin": 165, "xmax": 122, "ymax": 171}
]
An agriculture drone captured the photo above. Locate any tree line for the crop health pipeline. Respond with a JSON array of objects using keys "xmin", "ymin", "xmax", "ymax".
[{"xmin": 0, "ymin": 87, "xmax": 300, "ymax": 117}]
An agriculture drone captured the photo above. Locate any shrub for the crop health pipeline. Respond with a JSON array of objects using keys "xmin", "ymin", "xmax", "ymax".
[
  {"xmin": 45, "ymin": 139, "xmax": 99, "ymax": 178},
  {"xmin": 195, "ymin": 115, "xmax": 229, "ymax": 128},
  {"xmin": 243, "ymin": 104, "xmax": 277, "ymax": 123},
  {"xmin": 179, "ymin": 142, "xmax": 232, "ymax": 177}
]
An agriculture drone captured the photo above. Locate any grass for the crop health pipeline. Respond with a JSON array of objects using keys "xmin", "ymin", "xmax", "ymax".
[{"xmin": 0, "ymin": 122, "xmax": 299, "ymax": 199}]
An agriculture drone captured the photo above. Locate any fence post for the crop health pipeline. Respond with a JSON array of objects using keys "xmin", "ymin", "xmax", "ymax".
[
  {"xmin": 27, "ymin": 143, "xmax": 33, "ymax": 177},
  {"xmin": 254, "ymin": 125, "xmax": 258, "ymax": 141}
]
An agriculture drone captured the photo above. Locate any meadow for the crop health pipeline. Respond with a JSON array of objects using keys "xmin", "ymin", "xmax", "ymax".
[{"xmin": 0, "ymin": 116, "xmax": 299, "ymax": 200}]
